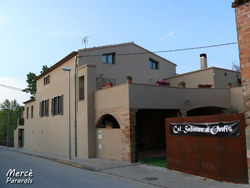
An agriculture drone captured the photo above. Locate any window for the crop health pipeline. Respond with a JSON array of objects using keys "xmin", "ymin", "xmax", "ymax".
[
  {"xmin": 44, "ymin": 75, "xmax": 50, "ymax": 85},
  {"xmin": 39, "ymin": 99, "xmax": 49, "ymax": 117},
  {"xmin": 79, "ymin": 76, "xmax": 84, "ymax": 100},
  {"xmin": 52, "ymin": 95, "xmax": 63, "ymax": 116},
  {"xmin": 149, "ymin": 59, "xmax": 159, "ymax": 69},
  {"xmin": 102, "ymin": 53, "xmax": 115, "ymax": 64},
  {"xmin": 31, "ymin": 106, "xmax": 33, "ymax": 119},
  {"xmin": 26, "ymin": 107, "xmax": 29, "ymax": 119}
]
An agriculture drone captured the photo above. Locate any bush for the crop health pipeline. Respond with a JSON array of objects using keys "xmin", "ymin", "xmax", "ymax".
[{"xmin": 223, "ymin": 105, "xmax": 238, "ymax": 114}]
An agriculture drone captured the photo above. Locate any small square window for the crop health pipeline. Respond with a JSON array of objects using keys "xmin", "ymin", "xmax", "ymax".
[
  {"xmin": 102, "ymin": 53, "xmax": 114, "ymax": 64},
  {"xmin": 149, "ymin": 59, "xmax": 159, "ymax": 69}
]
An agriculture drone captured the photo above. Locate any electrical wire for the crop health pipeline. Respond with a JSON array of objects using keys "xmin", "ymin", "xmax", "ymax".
[
  {"xmin": 0, "ymin": 83, "xmax": 24, "ymax": 91},
  {"xmin": 0, "ymin": 42, "xmax": 238, "ymax": 91},
  {"xmin": 79, "ymin": 42, "xmax": 238, "ymax": 58}
]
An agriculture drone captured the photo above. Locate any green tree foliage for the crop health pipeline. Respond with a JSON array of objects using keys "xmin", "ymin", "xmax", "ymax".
[
  {"xmin": 23, "ymin": 72, "xmax": 37, "ymax": 99},
  {"xmin": 23, "ymin": 65, "xmax": 49, "ymax": 99},
  {"xmin": 0, "ymin": 99, "xmax": 23, "ymax": 146},
  {"xmin": 40, "ymin": 65, "xmax": 49, "ymax": 74},
  {"xmin": 223, "ymin": 105, "xmax": 238, "ymax": 114}
]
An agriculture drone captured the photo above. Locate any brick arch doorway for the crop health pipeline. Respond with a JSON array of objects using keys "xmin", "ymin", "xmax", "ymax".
[{"xmin": 136, "ymin": 109, "xmax": 179, "ymax": 161}]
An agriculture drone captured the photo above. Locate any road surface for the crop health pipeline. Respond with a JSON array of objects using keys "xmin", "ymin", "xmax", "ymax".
[{"xmin": 0, "ymin": 148, "xmax": 157, "ymax": 188}]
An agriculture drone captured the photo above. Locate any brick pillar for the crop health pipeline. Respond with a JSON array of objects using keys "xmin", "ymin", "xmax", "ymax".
[
  {"xmin": 233, "ymin": 0, "xmax": 250, "ymax": 183},
  {"xmin": 121, "ymin": 108, "xmax": 138, "ymax": 163}
]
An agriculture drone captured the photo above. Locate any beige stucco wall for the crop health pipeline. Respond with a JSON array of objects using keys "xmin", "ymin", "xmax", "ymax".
[
  {"xmin": 78, "ymin": 43, "xmax": 176, "ymax": 86},
  {"xmin": 94, "ymin": 84, "xmax": 129, "ymax": 109},
  {"xmin": 164, "ymin": 67, "xmax": 241, "ymax": 89},
  {"xmin": 77, "ymin": 64, "xmax": 97, "ymax": 158},
  {"xmin": 24, "ymin": 57, "xmax": 76, "ymax": 157},
  {"xmin": 96, "ymin": 128, "xmax": 121, "ymax": 160},
  {"xmin": 213, "ymin": 68, "xmax": 241, "ymax": 88},
  {"xmin": 230, "ymin": 87, "xmax": 244, "ymax": 111},
  {"xmin": 128, "ymin": 84, "xmax": 231, "ymax": 110},
  {"xmin": 95, "ymin": 83, "xmax": 231, "ymax": 112},
  {"xmin": 164, "ymin": 68, "xmax": 214, "ymax": 88}
]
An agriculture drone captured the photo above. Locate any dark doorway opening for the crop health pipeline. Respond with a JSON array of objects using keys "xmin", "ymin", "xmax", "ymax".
[
  {"xmin": 187, "ymin": 106, "xmax": 225, "ymax": 116},
  {"xmin": 136, "ymin": 109, "xmax": 178, "ymax": 162},
  {"xmin": 18, "ymin": 129, "xmax": 24, "ymax": 148}
]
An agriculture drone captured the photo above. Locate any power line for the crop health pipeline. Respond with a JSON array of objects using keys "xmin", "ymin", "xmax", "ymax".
[
  {"xmin": 79, "ymin": 42, "xmax": 238, "ymax": 58},
  {"xmin": 0, "ymin": 83, "xmax": 24, "ymax": 91}
]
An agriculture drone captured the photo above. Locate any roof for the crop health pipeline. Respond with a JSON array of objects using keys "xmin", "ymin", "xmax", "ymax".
[
  {"xmin": 35, "ymin": 51, "xmax": 78, "ymax": 80},
  {"xmin": 232, "ymin": 0, "xmax": 250, "ymax": 8},
  {"xmin": 164, "ymin": 67, "xmax": 240, "ymax": 80},
  {"xmin": 23, "ymin": 98, "xmax": 36, "ymax": 104},
  {"xmin": 79, "ymin": 42, "xmax": 177, "ymax": 66}
]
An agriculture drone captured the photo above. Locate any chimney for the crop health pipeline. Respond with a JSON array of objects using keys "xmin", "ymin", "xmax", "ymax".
[{"xmin": 200, "ymin": 53, "xmax": 207, "ymax": 69}]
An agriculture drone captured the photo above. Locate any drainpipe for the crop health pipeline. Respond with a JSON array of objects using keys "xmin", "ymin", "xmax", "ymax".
[{"xmin": 74, "ymin": 56, "xmax": 78, "ymax": 157}]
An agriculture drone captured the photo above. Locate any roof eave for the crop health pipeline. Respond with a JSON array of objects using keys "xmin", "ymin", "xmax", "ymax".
[{"xmin": 35, "ymin": 51, "xmax": 78, "ymax": 80}]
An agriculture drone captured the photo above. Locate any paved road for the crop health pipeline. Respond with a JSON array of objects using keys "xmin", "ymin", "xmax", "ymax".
[{"xmin": 0, "ymin": 148, "xmax": 157, "ymax": 188}]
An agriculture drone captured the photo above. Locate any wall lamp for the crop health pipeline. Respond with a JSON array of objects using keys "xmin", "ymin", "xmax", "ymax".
[{"xmin": 185, "ymin": 100, "xmax": 190, "ymax": 105}]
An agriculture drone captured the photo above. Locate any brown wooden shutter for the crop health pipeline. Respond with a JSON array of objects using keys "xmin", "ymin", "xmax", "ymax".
[
  {"xmin": 59, "ymin": 95, "xmax": 63, "ymax": 115},
  {"xmin": 51, "ymin": 98, "xmax": 54, "ymax": 116}
]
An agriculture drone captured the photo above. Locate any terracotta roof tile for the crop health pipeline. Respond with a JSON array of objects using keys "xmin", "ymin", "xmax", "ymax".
[{"xmin": 232, "ymin": 0, "xmax": 250, "ymax": 8}]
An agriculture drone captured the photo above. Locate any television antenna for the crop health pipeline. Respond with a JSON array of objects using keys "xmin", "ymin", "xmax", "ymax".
[{"xmin": 82, "ymin": 36, "xmax": 90, "ymax": 48}]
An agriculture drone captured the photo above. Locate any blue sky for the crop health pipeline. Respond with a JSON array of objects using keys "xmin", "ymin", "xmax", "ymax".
[{"xmin": 0, "ymin": 0, "xmax": 239, "ymax": 104}]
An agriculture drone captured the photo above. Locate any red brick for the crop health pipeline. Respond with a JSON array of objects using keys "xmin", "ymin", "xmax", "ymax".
[
  {"xmin": 242, "ymin": 22, "xmax": 250, "ymax": 30},
  {"xmin": 242, "ymin": 32, "xmax": 250, "ymax": 40},
  {"xmin": 242, "ymin": 68, "xmax": 250, "ymax": 78},
  {"xmin": 240, "ymin": 52, "xmax": 250, "ymax": 59},
  {"xmin": 244, "ymin": 43, "xmax": 250, "ymax": 49},
  {"xmin": 244, "ymin": 7, "xmax": 250, "ymax": 14},
  {"xmin": 238, "ymin": 14, "xmax": 248, "ymax": 21},
  {"xmin": 240, "ymin": 57, "xmax": 250, "ymax": 64},
  {"xmin": 239, "ymin": 48, "xmax": 249, "ymax": 55},
  {"xmin": 240, "ymin": 48, "xmax": 248, "ymax": 54}
]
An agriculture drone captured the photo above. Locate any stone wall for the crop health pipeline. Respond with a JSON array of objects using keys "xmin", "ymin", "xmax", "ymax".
[{"xmin": 95, "ymin": 107, "xmax": 137, "ymax": 163}]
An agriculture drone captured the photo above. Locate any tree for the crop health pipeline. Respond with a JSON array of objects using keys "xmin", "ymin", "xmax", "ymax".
[
  {"xmin": 23, "ymin": 65, "xmax": 49, "ymax": 99},
  {"xmin": 0, "ymin": 99, "xmax": 23, "ymax": 146},
  {"xmin": 40, "ymin": 65, "xmax": 49, "ymax": 74},
  {"xmin": 232, "ymin": 60, "xmax": 240, "ymax": 72},
  {"xmin": 23, "ymin": 72, "xmax": 37, "ymax": 99}
]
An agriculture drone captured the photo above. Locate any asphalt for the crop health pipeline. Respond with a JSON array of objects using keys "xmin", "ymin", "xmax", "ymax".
[{"xmin": 1, "ymin": 146, "xmax": 250, "ymax": 188}]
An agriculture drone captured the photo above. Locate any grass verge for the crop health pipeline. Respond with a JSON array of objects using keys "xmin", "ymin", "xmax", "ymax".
[{"xmin": 139, "ymin": 156, "xmax": 167, "ymax": 168}]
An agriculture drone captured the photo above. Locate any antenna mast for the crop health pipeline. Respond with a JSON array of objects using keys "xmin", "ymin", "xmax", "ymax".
[{"xmin": 82, "ymin": 36, "xmax": 89, "ymax": 48}]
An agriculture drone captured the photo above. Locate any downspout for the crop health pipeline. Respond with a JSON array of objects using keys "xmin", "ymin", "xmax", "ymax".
[{"xmin": 74, "ymin": 56, "xmax": 78, "ymax": 157}]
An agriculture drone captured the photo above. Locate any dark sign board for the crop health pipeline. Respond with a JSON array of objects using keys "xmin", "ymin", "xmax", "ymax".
[{"xmin": 169, "ymin": 121, "xmax": 240, "ymax": 137}]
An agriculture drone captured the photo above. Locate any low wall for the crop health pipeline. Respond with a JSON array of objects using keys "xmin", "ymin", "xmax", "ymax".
[{"xmin": 96, "ymin": 128, "xmax": 121, "ymax": 161}]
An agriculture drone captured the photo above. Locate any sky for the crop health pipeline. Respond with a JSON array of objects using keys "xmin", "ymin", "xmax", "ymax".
[{"xmin": 0, "ymin": 0, "xmax": 239, "ymax": 105}]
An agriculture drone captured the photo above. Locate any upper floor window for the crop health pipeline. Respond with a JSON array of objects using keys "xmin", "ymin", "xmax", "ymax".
[
  {"xmin": 149, "ymin": 59, "xmax": 159, "ymax": 69},
  {"xmin": 79, "ymin": 76, "xmax": 84, "ymax": 101},
  {"xmin": 39, "ymin": 99, "xmax": 49, "ymax": 117},
  {"xmin": 51, "ymin": 95, "xmax": 63, "ymax": 116},
  {"xmin": 102, "ymin": 53, "xmax": 115, "ymax": 64},
  {"xmin": 44, "ymin": 75, "xmax": 50, "ymax": 85}
]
